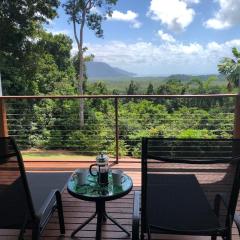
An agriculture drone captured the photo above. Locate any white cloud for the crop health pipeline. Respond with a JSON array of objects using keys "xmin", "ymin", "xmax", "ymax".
[
  {"xmin": 82, "ymin": 39, "xmax": 240, "ymax": 75},
  {"xmin": 147, "ymin": 0, "xmax": 196, "ymax": 32},
  {"xmin": 183, "ymin": 0, "xmax": 200, "ymax": 3},
  {"xmin": 205, "ymin": 19, "xmax": 230, "ymax": 30},
  {"xmin": 90, "ymin": 6, "xmax": 101, "ymax": 14},
  {"xmin": 132, "ymin": 21, "xmax": 142, "ymax": 29},
  {"xmin": 205, "ymin": 0, "xmax": 240, "ymax": 29},
  {"xmin": 109, "ymin": 10, "xmax": 142, "ymax": 29},
  {"xmin": 45, "ymin": 28, "xmax": 70, "ymax": 35},
  {"xmin": 207, "ymin": 41, "xmax": 222, "ymax": 51},
  {"xmin": 111, "ymin": 10, "xmax": 137, "ymax": 21},
  {"xmin": 158, "ymin": 30, "xmax": 176, "ymax": 42}
]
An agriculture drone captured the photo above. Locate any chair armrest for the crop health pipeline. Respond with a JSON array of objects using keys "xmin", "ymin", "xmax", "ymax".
[
  {"xmin": 37, "ymin": 189, "xmax": 59, "ymax": 219},
  {"xmin": 132, "ymin": 191, "xmax": 141, "ymax": 240}
]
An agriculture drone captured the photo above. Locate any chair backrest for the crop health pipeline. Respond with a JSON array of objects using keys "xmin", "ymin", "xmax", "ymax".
[
  {"xmin": 0, "ymin": 137, "xmax": 35, "ymax": 228},
  {"xmin": 141, "ymin": 138, "xmax": 240, "ymax": 231}
]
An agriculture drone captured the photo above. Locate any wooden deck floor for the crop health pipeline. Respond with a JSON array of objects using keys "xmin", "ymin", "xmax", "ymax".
[{"xmin": 1, "ymin": 158, "xmax": 240, "ymax": 240}]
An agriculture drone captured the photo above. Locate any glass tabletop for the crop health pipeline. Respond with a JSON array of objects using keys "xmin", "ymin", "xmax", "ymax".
[{"xmin": 67, "ymin": 169, "xmax": 133, "ymax": 201}]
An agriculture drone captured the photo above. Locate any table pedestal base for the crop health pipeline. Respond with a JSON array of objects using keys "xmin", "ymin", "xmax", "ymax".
[{"xmin": 71, "ymin": 200, "xmax": 130, "ymax": 239}]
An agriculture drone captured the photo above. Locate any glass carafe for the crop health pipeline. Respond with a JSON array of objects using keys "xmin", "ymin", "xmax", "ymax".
[{"xmin": 89, "ymin": 153, "xmax": 109, "ymax": 185}]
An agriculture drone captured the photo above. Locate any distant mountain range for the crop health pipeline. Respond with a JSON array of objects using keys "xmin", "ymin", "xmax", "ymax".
[
  {"xmin": 85, "ymin": 61, "xmax": 224, "ymax": 82},
  {"xmin": 86, "ymin": 62, "xmax": 136, "ymax": 79}
]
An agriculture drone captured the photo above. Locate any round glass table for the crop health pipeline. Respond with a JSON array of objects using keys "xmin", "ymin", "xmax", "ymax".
[{"xmin": 67, "ymin": 169, "xmax": 133, "ymax": 239}]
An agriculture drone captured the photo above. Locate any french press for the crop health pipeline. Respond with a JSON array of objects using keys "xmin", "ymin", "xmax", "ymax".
[{"xmin": 89, "ymin": 153, "xmax": 109, "ymax": 185}]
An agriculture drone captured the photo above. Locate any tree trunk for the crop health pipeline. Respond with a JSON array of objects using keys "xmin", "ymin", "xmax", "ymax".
[
  {"xmin": 78, "ymin": 11, "xmax": 86, "ymax": 127},
  {"xmin": 78, "ymin": 49, "xmax": 84, "ymax": 127}
]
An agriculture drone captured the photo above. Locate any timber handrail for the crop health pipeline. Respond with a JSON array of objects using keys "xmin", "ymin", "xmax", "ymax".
[{"xmin": 0, "ymin": 93, "xmax": 237, "ymax": 99}]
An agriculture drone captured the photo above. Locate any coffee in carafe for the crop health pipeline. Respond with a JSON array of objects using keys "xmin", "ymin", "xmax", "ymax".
[{"xmin": 89, "ymin": 153, "xmax": 109, "ymax": 185}]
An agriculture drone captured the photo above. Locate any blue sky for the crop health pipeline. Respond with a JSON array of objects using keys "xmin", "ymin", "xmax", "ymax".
[{"xmin": 46, "ymin": 0, "xmax": 240, "ymax": 76}]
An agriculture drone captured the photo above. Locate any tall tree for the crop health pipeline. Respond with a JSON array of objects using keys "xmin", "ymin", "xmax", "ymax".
[
  {"xmin": 146, "ymin": 83, "xmax": 154, "ymax": 95},
  {"xmin": 127, "ymin": 81, "xmax": 139, "ymax": 95},
  {"xmin": 63, "ymin": 0, "xmax": 117, "ymax": 126},
  {"xmin": 218, "ymin": 47, "xmax": 240, "ymax": 138}
]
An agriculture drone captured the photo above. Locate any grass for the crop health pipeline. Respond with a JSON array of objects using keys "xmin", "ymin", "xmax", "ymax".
[
  {"xmin": 22, "ymin": 150, "xmax": 96, "ymax": 161},
  {"xmin": 21, "ymin": 150, "xmax": 130, "ymax": 162}
]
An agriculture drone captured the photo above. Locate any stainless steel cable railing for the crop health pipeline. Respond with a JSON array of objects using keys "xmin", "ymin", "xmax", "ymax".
[{"xmin": 0, "ymin": 94, "xmax": 237, "ymax": 163}]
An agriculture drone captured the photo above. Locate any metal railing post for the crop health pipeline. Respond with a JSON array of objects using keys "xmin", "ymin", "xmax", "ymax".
[
  {"xmin": 0, "ymin": 99, "xmax": 8, "ymax": 137},
  {"xmin": 114, "ymin": 97, "xmax": 119, "ymax": 163},
  {"xmin": 234, "ymin": 94, "xmax": 240, "ymax": 138}
]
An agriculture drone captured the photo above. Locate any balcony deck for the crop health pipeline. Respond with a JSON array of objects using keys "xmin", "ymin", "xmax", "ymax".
[{"xmin": 0, "ymin": 158, "xmax": 239, "ymax": 240}]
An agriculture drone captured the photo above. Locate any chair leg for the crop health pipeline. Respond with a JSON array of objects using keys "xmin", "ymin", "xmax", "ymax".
[
  {"xmin": 56, "ymin": 191, "xmax": 65, "ymax": 234},
  {"xmin": 18, "ymin": 217, "xmax": 27, "ymax": 240},
  {"xmin": 211, "ymin": 235, "xmax": 217, "ymax": 240},
  {"xmin": 141, "ymin": 228, "xmax": 145, "ymax": 240},
  {"xmin": 18, "ymin": 229, "xmax": 25, "ymax": 240},
  {"xmin": 32, "ymin": 221, "xmax": 41, "ymax": 240},
  {"xmin": 226, "ymin": 231, "xmax": 232, "ymax": 240},
  {"xmin": 147, "ymin": 226, "xmax": 151, "ymax": 240},
  {"xmin": 222, "ymin": 230, "xmax": 232, "ymax": 240}
]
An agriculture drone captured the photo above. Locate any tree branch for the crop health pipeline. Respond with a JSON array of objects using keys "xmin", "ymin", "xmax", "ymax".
[
  {"xmin": 73, "ymin": 19, "xmax": 80, "ymax": 48},
  {"xmin": 85, "ymin": 0, "xmax": 93, "ymax": 11},
  {"xmin": 79, "ymin": 9, "xmax": 86, "ymax": 49}
]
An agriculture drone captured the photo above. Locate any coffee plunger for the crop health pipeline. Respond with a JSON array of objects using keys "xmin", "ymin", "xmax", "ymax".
[{"xmin": 89, "ymin": 153, "xmax": 109, "ymax": 185}]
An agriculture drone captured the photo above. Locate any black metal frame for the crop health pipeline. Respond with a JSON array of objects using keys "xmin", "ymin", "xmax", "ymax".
[
  {"xmin": 0, "ymin": 137, "xmax": 65, "ymax": 240},
  {"xmin": 132, "ymin": 137, "xmax": 240, "ymax": 240},
  {"xmin": 71, "ymin": 200, "xmax": 130, "ymax": 239},
  {"xmin": 67, "ymin": 173, "xmax": 133, "ymax": 239}
]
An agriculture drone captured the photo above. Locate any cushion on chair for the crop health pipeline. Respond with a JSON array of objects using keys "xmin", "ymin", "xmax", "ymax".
[
  {"xmin": 0, "ymin": 177, "xmax": 30, "ymax": 228},
  {"xmin": 147, "ymin": 174, "xmax": 220, "ymax": 233},
  {"xmin": 26, "ymin": 172, "xmax": 71, "ymax": 223}
]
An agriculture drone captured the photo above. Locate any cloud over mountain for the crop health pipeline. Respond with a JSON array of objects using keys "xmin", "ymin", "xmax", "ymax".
[{"xmin": 85, "ymin": 39, "xmax": 240, "ymax": 75}]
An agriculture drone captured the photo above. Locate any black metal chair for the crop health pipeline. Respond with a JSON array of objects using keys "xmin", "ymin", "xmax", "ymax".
[
  {"xmin": 0, "ymin": 137, "xmax": 71, "ymax": 240},
  {"xmin": 132, "ymin": 138, "xmax": 240, "ymax": 240}
]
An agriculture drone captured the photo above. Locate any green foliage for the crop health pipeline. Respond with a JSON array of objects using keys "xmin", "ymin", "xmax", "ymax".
[
  {"xmin": 108, "ymin": 140, "xmax": 128, "ymax": 157},
  {"xmin": 178, "ymin": 129, "xmax": 216, "ymax": 139},
  {"xmin": 126, "ymin": 80, "xmax": 139, "ymax": 95},
  {"xmin": 0, "ymin": 0, "xmax": 59, "ymax": 71},
  {"xmin": 37, "ymin": 32, "xmax": 73, "ymax": 71},
  {"xmin": 218, "ymin": 47, "xmax": 240, "ymax": 88},
  {"xmin": 146, "ymin": 83, "xmax": 154, "ymax": 95},
  {"xmin": 8, "ymin": 72, "xmax": 234, "ymax": 156},
  {"xmin": 157, "ymin": 79, "xmax": 186, "ymax": 94}
]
